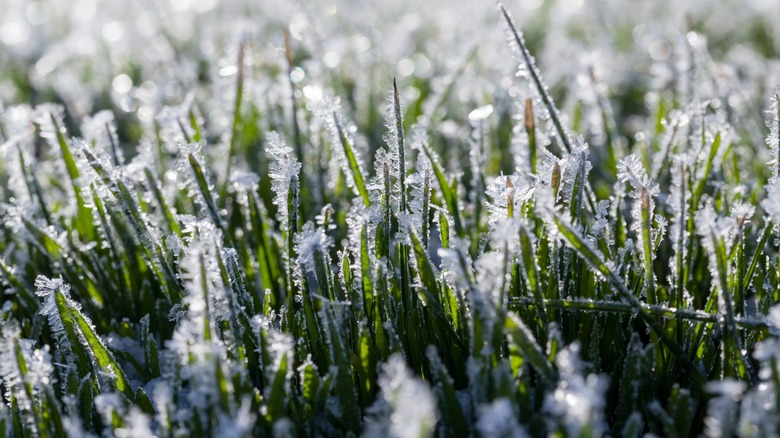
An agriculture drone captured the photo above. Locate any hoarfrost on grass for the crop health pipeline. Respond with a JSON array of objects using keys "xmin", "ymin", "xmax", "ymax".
[{"xmin": 365, "ymin": 354, "xmax": 438, "ymax": 438}]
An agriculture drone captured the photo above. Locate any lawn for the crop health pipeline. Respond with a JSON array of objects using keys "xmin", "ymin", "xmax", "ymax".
[{"xmin": 1, "ymin": 0, "xmax": 780, "ymax": 436}]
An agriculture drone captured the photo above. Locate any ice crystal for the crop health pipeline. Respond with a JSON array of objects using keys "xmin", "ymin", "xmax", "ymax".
[
  {"xmin": 476, "ymin": 399, "xmax": 527, "ymax": 438},
  {"xmin": 31, "ymin": 103, "xmax": 65, "ymax": 143},
  {"xmin": 320, "ymin": 97, "xmax": 368, "ymax": 194},
  {"xmin": 295, "ymin": 221, "xmax": 332, "ymax": 277},
  {"xmin": 365, "ymin": 354, "xmax": 438, "ymax": 438},
  {"xmin": 767, "ymin": 89, "xmax": 780, "ymax": 176},
  {"xmin": 544, "ymin": 344, "xmax": 608, "ymax": 437},
  {"xmin": 762, "ymin": 177, "xmax": 780, "ymax": 224},
  {"xmin": 36, "ymin": 276, "xmax": 73, "ymax": 347},
  {"xmin": 81, "ymin": 110, "xmax": 123, "ymax": 164},
  {"xmin": 703, "ymin": 379, "xmax": 746, "ymax": 437},
  {"xmin": 267, "ymin": 131, "xmax": 301, "ymax": 229}
]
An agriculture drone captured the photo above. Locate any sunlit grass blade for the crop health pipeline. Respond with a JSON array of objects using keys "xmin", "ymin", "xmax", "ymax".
[
  {"xmin": 706, "ymin": 226, "xmax": 750, "ymax": 381},
  {"xmin": 49, "ymin": 115, "xmax": 94, "ymax": 240},
  {"xmin": 518, "ymin": 223, "xmax": 547, "ymax": 340},
  {"xmin": 225, "ymin": 40, "xmax": 245, "ymax": 185},
  {"xmin": 0, "ymin": 259, "xmax": 37, "ymax": 315},
  {"xmin": 504, "ymin": 312, "xmax": 557, "ymax": 384},
  {"xmin": 392, "ymin": 78, "xmax": 408, "ymax": 213},
  {"xmin": 70, "ymin": 302, "xmax": 135, "ymax": 400},
  {"xmin": 333, "ymin": 114, "xmax": 370, "ymax": 205},
  {"xmin": 639, "ymin": 187, "xmax": 656, "ymax": 304},
  {"xmin": 189, "ymin": 154, "xmax": 227, "ymax": 236},
  {"xmin": 145, "ymin": 167, "xmax": 182, "ymax": 237},
  {"xmin": 499, "ymin": 3, "xmax": 572, "ymax": 154},
  {"xmin": 421, "ymin": 144, "xmax": 465, "ymax": 238}
]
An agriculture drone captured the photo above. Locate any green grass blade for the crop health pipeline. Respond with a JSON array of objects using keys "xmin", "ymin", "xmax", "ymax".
[
  {"xmin": 504, "ymin": 312, "xmax": 558, "ymax": 384},
  {"xmin": 421, "ymin": 145, "xmax": 464, "ymax": 238},
  {"xmin": 499, "ymin": 4, "xmax": 572, "ymax": 154},
  {"xmin": 69, "ymin": 299, "xmax": 135, "ymax": 400},
  {"xmin": 552, "ymin": 212, "xmax": 707, "ymax": 388},
  {"xmin": 519, "ymin": 223, "xmax": 547, "ymax": 338},
  {"xmin": 49, "ymin": 115, "xmax": 94, "ymax": 240},
  {"xmin": 333, "ymin": 114, "xmax": 370, "ymax": 206}
]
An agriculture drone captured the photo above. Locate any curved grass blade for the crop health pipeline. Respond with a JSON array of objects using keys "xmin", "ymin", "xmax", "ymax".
[
  {"xmin": 504, "ymin": 312, "xmax": 558, "ymax": 384},
  {"xmin": 68, "ymin": 298, "xmax": 135, "ymax": 400}
]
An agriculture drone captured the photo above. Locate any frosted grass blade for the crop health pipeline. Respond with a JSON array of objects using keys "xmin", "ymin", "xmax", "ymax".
[
  {"xmin": 552, "ymin": 213, "xmax": 707, "ymax": 388},
  {"xmin": 499, "ymin": 4, "xmax": 572, "ymax": 154}
]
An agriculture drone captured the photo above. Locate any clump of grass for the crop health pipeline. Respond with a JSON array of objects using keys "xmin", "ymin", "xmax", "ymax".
[{"xmin": 2, "ymin": 2, "xmax": 780, "ymax": 436}]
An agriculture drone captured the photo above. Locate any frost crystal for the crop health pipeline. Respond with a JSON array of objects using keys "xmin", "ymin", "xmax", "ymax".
[
  {"xmin": 382, "ymin": 84, "xmax": 407, "ymax": 212},
  {"xmin": 0, "ymin": 321, "xmax": 56, "ymax": 434},
  {"xmin": 230, "ymin": 170, "xmax": 260, "ymax": 204},
  {"xmin": 156, "ymin": 94, "xmax": 195, "ymax": 150},
  {"xmin": 295, "ymin": 221, "xmax": 332, "ymax": 277},
  {"xmin": 762, "ymin": 177, "xmax": 780, "ymax": 224},
  {"xmin": 486, "ymin": 174, "xmax": 533, "ymax": 228},
  {"xmin": 31, "ymin": 103, "xmax": 65, "ymax": 143},
  {"xmin": 765, "ymin": 305, "xmax": 780, "ymax": 336},
  {"xmin": 767, "ymin": 89, "xmax": 780, "ymax": 176},
  {"xmin": 320, "ymin": 97, "xmax": 368, "ymax": 194},
  {"xmin": 365, "ymin": 354, "xmax": 438, "ymax": 438},
  {"xmin": 407, "ymin": 154, "xmax": 433, "ymax": 241},
  {"xmin": 217, "ymin": 397, "xmax": 256, "ymax": 437},
  {"xmin": 544, "ymin": 344, "xmax": 608, "ymax": 437},
  {"xmin": 703, "ymin": 379, "xmax": 746, "ymax": 437},
  {"xmin": 0, "ymin": 135, "xmax": 34, "ymax": 205},
  {"xmin": 500, "ymin": 3, "xmax": 572, "ymax": 154},
  {"xmin": 476, "ymin": 399, "xmax": 527, "ymax": 438},
  {"xmin": 2, "ymin": 2, "xmax": 780, "ymax": 437},
  {"xmin": 591, "ymin": 200, "xmax": 611, "ymax": 239},
  {"xmin": 616, "ymin": 153, "xmax": 663, "ymax": 298},
  {"xmin": 81, "ymin": 110, "xmax": 123, "ymax": 164},
  {"xmin": 267, "ymin": 131, "xmax": 301, "ymax": 229},
  {"xmin": 438, "ymin": 238, "xmax": 475, "ymax": 293},
  {"xmin": 35, "ymin": 276, "xmax": 77, "ymax": 377},
  {"xmin": 652, "ymin": 110, "xmax": 689, "ymax": 179},
  {"xmin": 695, "ymin": 198, "xmax": 737, "ymax": 267}
]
